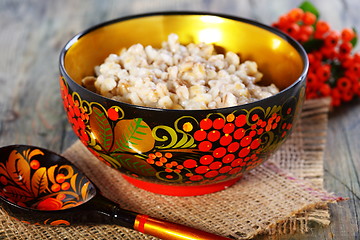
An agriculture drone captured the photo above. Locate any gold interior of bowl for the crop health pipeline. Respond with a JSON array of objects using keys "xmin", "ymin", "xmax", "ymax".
[{"xmin": 64, "ymin": 14, "xmax": 304, "ymax": 91}]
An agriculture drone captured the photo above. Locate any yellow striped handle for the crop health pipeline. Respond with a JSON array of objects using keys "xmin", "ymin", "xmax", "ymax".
[{"xmin": 134, "ymin": 214, "xmax": 232, "ymax": 240}]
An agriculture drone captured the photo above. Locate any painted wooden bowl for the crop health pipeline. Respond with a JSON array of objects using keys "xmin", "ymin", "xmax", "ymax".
[{"xmin": 59, "ymin": 12, "xmax": 308, "ymax": 196}]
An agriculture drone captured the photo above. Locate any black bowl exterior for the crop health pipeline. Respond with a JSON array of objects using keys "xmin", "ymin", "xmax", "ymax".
[
  {"xmin": 59, "ymin": 12, "xmax": 308, "ymax": 190},
  {"xmin": 59, "ymin": 74, "xmax": 305, "ymax": 187}
]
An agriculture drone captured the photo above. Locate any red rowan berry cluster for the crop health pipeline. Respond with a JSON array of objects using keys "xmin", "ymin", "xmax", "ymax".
[{"xmin": 272, "ymin": 2, "xmax": 360, "ymax": 107}]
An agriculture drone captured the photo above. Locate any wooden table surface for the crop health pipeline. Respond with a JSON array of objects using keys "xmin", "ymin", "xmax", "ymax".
[{"xmin": 0, "ymin": 0, "xmax": 359, "ymax": 239}]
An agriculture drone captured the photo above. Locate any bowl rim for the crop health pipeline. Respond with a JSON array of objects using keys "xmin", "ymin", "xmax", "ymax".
[{"xmin": 59, "ymin": 11, "xmax": 309, "ymax": 113}]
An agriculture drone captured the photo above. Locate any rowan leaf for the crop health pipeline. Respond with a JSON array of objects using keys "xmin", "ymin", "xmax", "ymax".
[
  {"xmin": 110, "ymin": 153, "xmax": 156, "ymax": 176},
  {"xmin": 31, "ymin": 167, "xmax": 47, "ymax": 196},
  {"xmin": 6, "ymin": 150, "xmax": 31, "ymax": 193},
  {"xmin": 111, "ymin": 118, "xmax": 155, "ymax": 153},
  {"xmin": 299, "ymin": 1, "xmax": 320, "ymax": 18},
  {"xmin": 350, "ymin": 27, "xmax": 358, "ymax": 48},
  {"xmin": 89, "ymin": 107, "xmax": 113, "ymax": 151},
  {"xmin": 2, "ymin": 185, "xmax": 34, "ymax": 202}
]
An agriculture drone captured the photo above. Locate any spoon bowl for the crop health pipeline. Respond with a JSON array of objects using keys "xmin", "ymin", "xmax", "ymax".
[{"xmin": 0, "ymin": 145, "xmax": 230, "ymax": 240}]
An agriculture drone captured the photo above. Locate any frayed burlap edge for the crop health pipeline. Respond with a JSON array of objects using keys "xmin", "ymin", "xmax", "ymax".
[
  {"xmin": 259, "ymin": 97, "xmax": 337, "ymax": 237},
  {"xmin": 253, "ymin": 162, "xmax": 338, "ymax": 239}
]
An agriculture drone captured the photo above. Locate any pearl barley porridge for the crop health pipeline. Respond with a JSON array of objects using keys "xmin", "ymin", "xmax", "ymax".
[{"xmin": 82, "ymin": 34, "xmax": 279, "ymax": 110}]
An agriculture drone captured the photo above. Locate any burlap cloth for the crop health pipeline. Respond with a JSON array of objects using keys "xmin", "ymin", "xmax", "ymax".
[{"xmin": 0, "ymin": 98, "xmax": 343, "ymax": 239}]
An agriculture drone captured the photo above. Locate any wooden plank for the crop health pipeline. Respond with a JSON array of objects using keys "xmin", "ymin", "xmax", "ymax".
[{"xmin": 324, "ymin": 100, "xmax": 360, "ymax": 239}]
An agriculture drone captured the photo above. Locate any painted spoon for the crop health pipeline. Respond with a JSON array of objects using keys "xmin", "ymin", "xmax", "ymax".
[{"xmin": 0, "ymin": 144, "xmax": 231, "ymax": 240}]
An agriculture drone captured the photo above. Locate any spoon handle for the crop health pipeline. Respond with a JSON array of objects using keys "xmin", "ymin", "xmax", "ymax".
[
  {"xmin": 132, "ymin": 213, "xmax": 231, "ymax": 240},
  {"xmin": 91, "ymin": 194, "xmax": 231, "ymax": 240}
]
